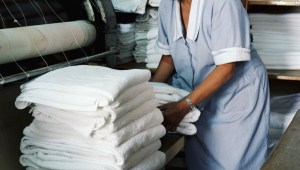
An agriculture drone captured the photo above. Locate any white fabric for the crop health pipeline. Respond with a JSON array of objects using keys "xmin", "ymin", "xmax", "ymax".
[
  {"xmin": 16, "ymin": 81, "xmax": 151, "ymax": 112},
  {"xmin": 30, "ymin": 100, "xmax": 161, "ymax": 145},
  {"xmin": 257, "ymin": 51, "xmax": 300, "ymax": 70},
  {"xmin": 96, "ymin": 99, "xmax": 158, "ymax": 134},
  {"xmin": 135, "ymin": 27, "xmax": 158, "ymax": 40},
  {"xmin": 131, "ymin": 151, "xmax": 165, "ymax": 170},
  {"xmin": 148, "ymin": 0, "xmax": 161, "ymax": 7},
  {"xmin": 145, "ymin": 54, "xmax": 162, "ymax": 64},
  {"xmin": 15, "ymin": 65, "xmax": 151, "ymax": 111},
  {"xmin": 146, "ymin": 63, "xmax": 159, "ymax": 69},
  {"xmin": 31, "ymin": 105, "xmax": 106, "ymax": 137},
  {"xmin": 30, "ymin": 107, "xmax": 164, "ymax": 147},
  {"xmin": 270, "ymin": 93, "xmax": 300, "ymax": 130},
  {"xmin": 22, "ymin": 115, "xmax": 165, "ymax": 166},
  {"xmin": 20, "ymin": 138, "xmax": 161, "ymax": 170},
  {"xmin": 176, "ymin": 122, "xmax": 197, "ymax": 136},
  {"xmin": 111, "ymin": 0, "xmax": 148, "ymax": 14},
  {"xmin": 93, "ymin": 108, "xmax": 165, "ymax": 144},
  {"xmin": 150, "ymin": 82, "xmax": 201, "ymax": 135},
  {"xmin": 249, "ymin": 13, "xmax": 300, "ymax": 70},
  {"xmin": 135, "ymin": 7, "xmax": 158, "ymax": 22},
  {"xmin": 117, "ymin": 23, "xmax": 135, "ymax": 33}
]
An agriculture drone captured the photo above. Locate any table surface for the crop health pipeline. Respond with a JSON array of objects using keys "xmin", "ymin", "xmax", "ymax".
[{"xmin": 262, "ymin": 109, "xmax": 300, "ymax": 169}]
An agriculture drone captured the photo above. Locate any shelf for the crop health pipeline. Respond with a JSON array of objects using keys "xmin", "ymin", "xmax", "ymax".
[
  {"xmin": 248, "ymin": 0, "xmax": 300, "ymax": 6},
  {"xmin": 268, "ymin": 70, "xmax": 300, "ymax": 81}
]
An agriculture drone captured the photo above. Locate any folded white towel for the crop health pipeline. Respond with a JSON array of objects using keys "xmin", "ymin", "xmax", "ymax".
[
  {"xmin": 101, "ymin": 87, "xmax": 156, "ymax": 124},
  {"xmin": 146, "ymin": 63, "xmax": 159, "ymax": 69},
  {"xmin": 21, "ymin": 122, "xmax": 165, "ymax": 166},
  {"xmin": 97, "ymin": 99, "xmax": 158, "ymax": 134},
  {"xmin": 111, "ymin": 0, "xmax": 148, "ymax": 14},
  {"xmin": 131, "ymin": 151, "xmax": 166, "ymax": 170},
  {"xmin": 29, "ymin": 106, "xmax": 164, "ymax": 147},
  {"xmin": 94, "ymin": 109, "xmax": 165, "ymax": 145},
  {"xmin": 145, "ymin": 54, "xmax": 162, "ymax": 64},
  {"xmin": 16, "ymin": 65, "xmax": 151, "ymax": 110},
  {"xmin": 148, "ymin": 0, "xmax": 161, "ymax": 7},
  {"xmin": 177, "ymin": 122, "xmax": 197, "ymax": 135},
  {"xmin": 117, "ymin": 23, "xmax": 136, "ymax": 33},
  {"xmin": 20, "ymin": 138, "xmax": 162, "ymax": 170},
  {"xmin": 135, "ymin": 27, "xmax": 158, "ymax": 41},
  {"xmin": 150, "ymin": 82, "xmax": 201, "ymax": 135},
  {"xmin": 31, "ymin": 105, "xmax": 106, "ymax": 137},
  {"xmin": 135, "ymin": 7, "xmax": 158, "ymax": 22},
  {"xmin": 150, "ymin": 82, "xmax": 190, "ymax": 97}
]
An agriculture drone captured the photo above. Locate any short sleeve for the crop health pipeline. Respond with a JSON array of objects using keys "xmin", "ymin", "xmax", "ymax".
[
  {"xmin": 155, "ymin": 7, "xmax": 171, "ymax": 55},
  {"xmin": 211, "ymin": 0, "xmax": 251, "ymax": 65}
]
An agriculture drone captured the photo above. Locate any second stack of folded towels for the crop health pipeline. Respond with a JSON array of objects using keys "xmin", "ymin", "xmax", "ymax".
[{"xmin": 150, "ymin": 82, "xmax": 201, "ymax": 135}]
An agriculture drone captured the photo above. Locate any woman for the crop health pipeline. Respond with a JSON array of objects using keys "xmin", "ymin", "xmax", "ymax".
[{"xmin": 151, "ymin": 0, "xmax": 270, "ymax": 169}]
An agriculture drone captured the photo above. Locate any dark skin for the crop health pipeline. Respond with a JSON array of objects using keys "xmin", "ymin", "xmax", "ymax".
[{"xmin": 151, "ymin": 0, "xmax": 236, "ymax": 132}]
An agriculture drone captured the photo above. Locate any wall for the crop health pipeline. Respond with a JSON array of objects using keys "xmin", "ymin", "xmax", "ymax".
[{"xmin": 0, "ymin": 84, "xmax": 33, "ymax": 170}]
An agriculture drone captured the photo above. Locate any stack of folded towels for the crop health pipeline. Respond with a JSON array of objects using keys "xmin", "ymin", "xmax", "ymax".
[
  {"xmin": 267, "ymin": 93, "xmax": 300, "ymax": 155},
  {"xmin": 111, "ymin": 0, "xmax": 148, "ymax": 14},
  {"xmin": 148, "ymin": 0, "xmax": 161, "ymax": 7},
  {"xmin": 249, "ymin": 13, "xmax": 300, "ymax": 70},
  {"xmin": 116, "ymin": 23, "xmax": 136, "ymax": 64},
  {"xmin": 15, "ymin": 65, "xmax": 166, "ymax": 170},
  {"xmin": 133, "ymin": 7, "xmax": 162, "ymax": 69},
  {"xmin": 150, "ymin": 82, "xmax": 201, "ymax": 135}
]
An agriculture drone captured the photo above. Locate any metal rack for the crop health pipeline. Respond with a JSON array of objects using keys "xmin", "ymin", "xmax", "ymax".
[{"xmin": 0, "ymin": 0, "xmax": 119, "ymax": 85}]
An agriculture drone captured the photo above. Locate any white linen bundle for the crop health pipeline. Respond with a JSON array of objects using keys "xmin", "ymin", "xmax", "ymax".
[
  {"xmin": 16, "ymin": 65, "xmax": 166, "ymax": 170},
  {"xmin": 134, "ymin": 7, "xmax": 162, "ymax": 69},
  {"xmin": 150, "ymin": 82, "xmax": 201, "ymax": 135}
]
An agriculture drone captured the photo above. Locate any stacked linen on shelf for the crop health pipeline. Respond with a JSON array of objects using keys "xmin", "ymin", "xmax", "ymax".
[
  {"xmin": 148, "ymin": 0, "xmax": 161, "ymax": 7},
  {"xmin": 134, "ymin": 7, "xmax": 162, "ymax": 69},
  {"xmin": 15, "ymin": 65, "xmax": 166, "ymax": 170},
  {"xmin": 111, "ymin": 0, "xmax": 148, "ymax": 14},
  {"xmin": 249, "ymin": 13, "xmax": 300, "ymax": 70},
  {"xmin": 268, "ymin": 93, "xmax": 300, "ymax": 155},
  {"xmin": 150, "ymin": 82, "xmax": 201, "ymax": 135},
  {"xmin": 116, "ymin": 23, "xmax": 136, "ymax": 64}
]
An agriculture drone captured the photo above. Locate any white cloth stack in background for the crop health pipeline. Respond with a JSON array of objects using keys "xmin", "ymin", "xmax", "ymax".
[
  {"xmin": 134, "ymin": 7, "xmax": 162, "ymax": 69},
  {"xmin": 116, "ymin": 23, "xmax": 136, "ymax": 64},
  {"xmin": 249, "ymin": 13, "xmax": 300, "ymax": 70},
  {"xmin": 15, "ymin": 65, "xmax": 166, "ymax": 170},
  {"xmin": 148, "ymin": 0, "xmax": 161, "ymax": 7},
  {"xmin": 150, "ymin": 82, "xmax": 201, "ymax": 135},
  {"xmin": 111, "ymin": 0, "xmax": 148, "ymax": 14},
  {"xmin": 267, "ymin": 93, "xmax": 300, "ymax": 155}
]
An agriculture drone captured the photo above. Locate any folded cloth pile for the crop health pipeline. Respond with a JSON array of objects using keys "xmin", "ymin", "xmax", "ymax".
[
  {"xmin": 15, "ymin": 65, "xmax": 166, "ymax": 170},
  {"xmin": 267, "ymin": 93, "xmax": 300, "ymax": 155},
  {"xmin": 133, "ymin": 7, "xmax": 162, "ymax": 69},
  {"xmin": 249, "ymin": 13, "xmax": 300, "ymax": 70},
  {"xmin": 116, "ymin": 23, "xmax": 136, "ymax": 64},
  {"xmin": 148, "ymin": 0, "xmax": 161, "ymax": 7},
  {"xmin": 111, "ymin": 0, "xmax": 148, "ymax": 14},
  {"xmin": 150, "ymin": 82, "xmax": 201, "ymax": 135}
]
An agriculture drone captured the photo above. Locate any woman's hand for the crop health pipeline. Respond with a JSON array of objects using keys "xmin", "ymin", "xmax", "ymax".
[{"xmin": 158, "ymin": 100, "xmax": 190, "ymax": 132}]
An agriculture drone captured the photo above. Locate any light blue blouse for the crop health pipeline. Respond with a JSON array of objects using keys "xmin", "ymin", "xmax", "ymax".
[{"xmin": 155, "ymin": 0, "xmax": 270, "ymax": 169}]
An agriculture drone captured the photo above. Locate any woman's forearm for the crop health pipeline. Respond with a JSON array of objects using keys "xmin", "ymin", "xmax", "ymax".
[{"xmin": 150, "ymin": 55, "xmax": 175, "ymax": 82}]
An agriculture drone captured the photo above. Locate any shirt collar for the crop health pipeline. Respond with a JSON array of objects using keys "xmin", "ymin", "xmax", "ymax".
[{"xmin": 173, "ymin": 0, "xmax": 204, "ymax": 42}]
